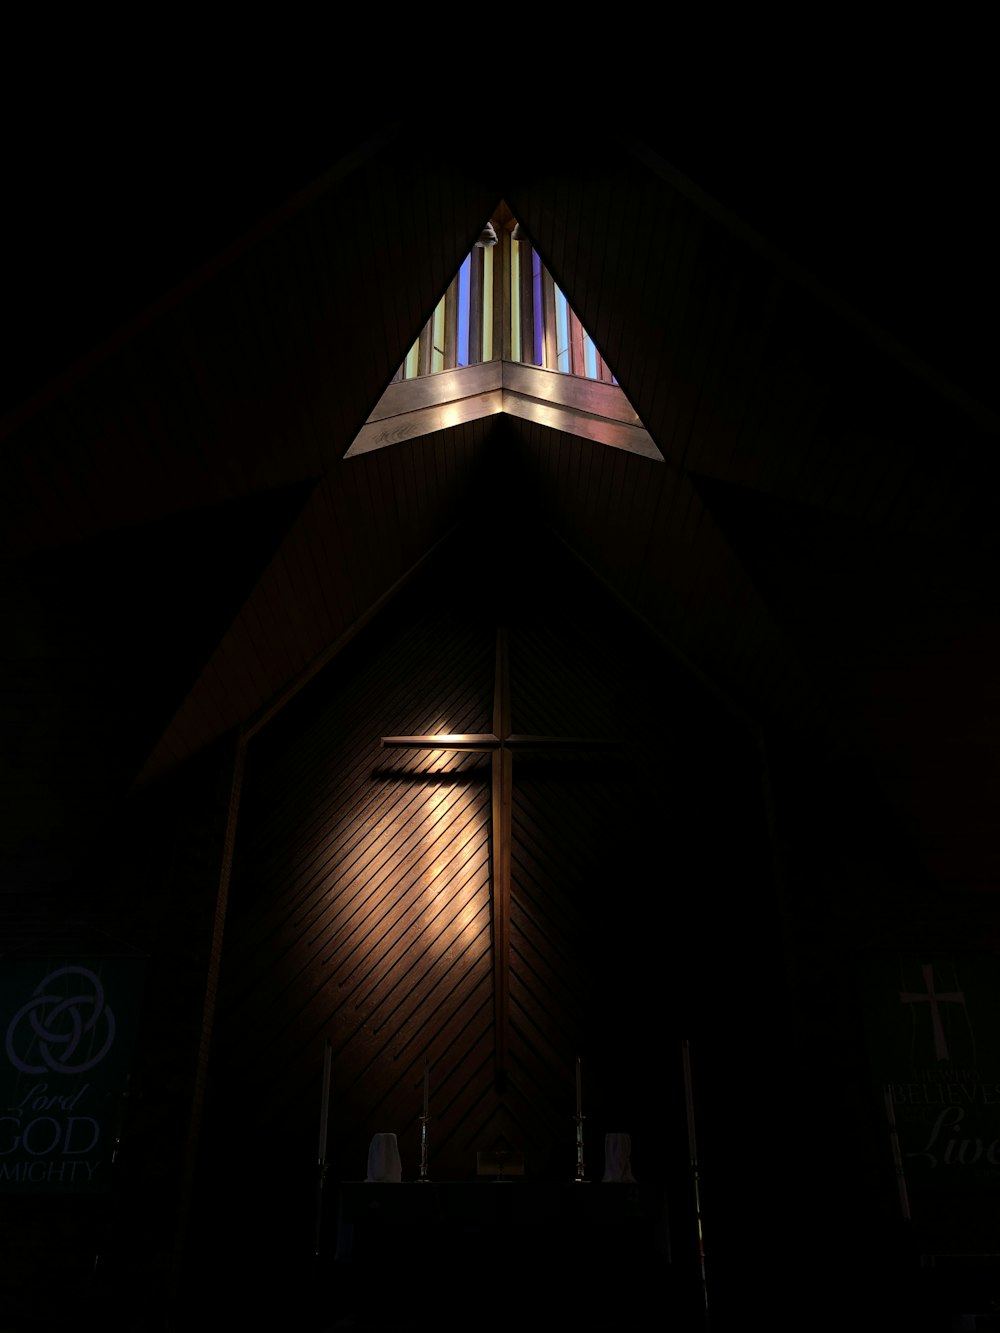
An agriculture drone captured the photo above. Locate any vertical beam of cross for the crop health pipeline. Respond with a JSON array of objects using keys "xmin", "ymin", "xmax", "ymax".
[
  {"xmin": 381, "ymin": 626, "xmax": 614, "ymax": 1089},
  {"xmin": 492, "ymin": 626, "xmax": 513, "ymax": 1087}
]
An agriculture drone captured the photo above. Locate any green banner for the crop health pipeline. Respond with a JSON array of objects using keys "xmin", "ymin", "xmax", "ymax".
[
  {"xmin": 1, "ymin": 956, "xmax": 146, "ymax": 1194},
  {"xmin": 858, "ymin": 951, "xmax": 1000, "ymax": 1194}
]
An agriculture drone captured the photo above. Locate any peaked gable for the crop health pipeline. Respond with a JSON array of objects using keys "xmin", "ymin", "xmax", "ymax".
[{"xmin": 347, "ymin": 203, "xmax": 663, "ymax": 462}]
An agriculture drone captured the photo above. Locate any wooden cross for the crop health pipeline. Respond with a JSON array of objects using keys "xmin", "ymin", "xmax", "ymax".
[{"xmin": 381, "ymin": 625, "xmax": 615, "ymax": 1089}]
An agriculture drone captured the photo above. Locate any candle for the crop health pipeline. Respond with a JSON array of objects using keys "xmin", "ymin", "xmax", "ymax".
[
  {"xmin": 318, "ymin": 1038, "xmax": 332, "ymax": 1163},
  {"xmin": 423, "ymin": 1065, "xmax": 430, "ymax": 1119},
  {"xmin": 575, "ymin": 1056, "xmax": 582, "ymax": 1118}
]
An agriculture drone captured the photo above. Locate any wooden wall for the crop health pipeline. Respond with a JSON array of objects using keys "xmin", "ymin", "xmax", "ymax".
[{"xmin": 178, "ymin": 509, "xmax": 780, "ymax": 1321}]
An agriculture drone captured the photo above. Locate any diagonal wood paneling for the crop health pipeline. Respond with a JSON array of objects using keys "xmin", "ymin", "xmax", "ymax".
[{"xmin": 186, "ymin": 511, "xmax": 782, "ymax": 1297}]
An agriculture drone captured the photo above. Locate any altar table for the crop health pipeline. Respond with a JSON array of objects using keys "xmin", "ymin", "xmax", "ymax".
[{"xmin": 331, "ymin": 1179, "xmax": 672, "ymax": 1323}]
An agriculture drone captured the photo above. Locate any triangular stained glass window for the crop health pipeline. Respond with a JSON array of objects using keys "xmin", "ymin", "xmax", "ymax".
[{"xmin": 345, "ymin": 202, "xmax": 663, "ymax": 462}]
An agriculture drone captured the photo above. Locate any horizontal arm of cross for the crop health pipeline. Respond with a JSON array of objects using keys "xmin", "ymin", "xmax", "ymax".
[
  {"xmin": 504, "ymin": 735, "xmax": 619, "ymax": 749},
  {"xmin": 381, "ymin": 734, "xmax": 501, "ymax": 750},
  {"xmin": 381, "ymin": 733, "xmax": 619, "ymax": 751}
]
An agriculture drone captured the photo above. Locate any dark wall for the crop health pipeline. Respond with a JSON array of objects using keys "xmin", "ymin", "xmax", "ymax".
[
  {"xmin": 7, "ymin": 517, "xmax": 985, "ymax": 1330},
  {"xmin": 0, "ymin": 732, "xmax": 236, "ymax": 1328},
  {"xmin": 168, "ymin": 513, "xmax": 785, "ymax": 1324}
]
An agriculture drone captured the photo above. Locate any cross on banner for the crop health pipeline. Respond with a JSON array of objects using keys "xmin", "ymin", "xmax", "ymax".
[
  {"xmin": 381, "ymin": 625, "xmax": 615, "ymax": 1089},
  {"xmin": 899, "ymin": 961, "xmax": 966, "ymax": 1060}
]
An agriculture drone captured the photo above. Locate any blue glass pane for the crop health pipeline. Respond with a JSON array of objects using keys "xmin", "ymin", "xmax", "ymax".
[
  {"xmin": 584, "ymin": 333, "xmax": 597, "ymax": 380},
  {"xmin": 555, "ymin": 287, "xmax": 570, "ymax": 374},
  {"xmin": 458, "ymin": 255, "xmax": 471, "ymax": 367}
]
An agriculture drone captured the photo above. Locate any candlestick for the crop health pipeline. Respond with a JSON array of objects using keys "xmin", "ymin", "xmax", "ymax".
[
  {"xmin": 315, "ymin": 1037, "xmax": 332, "ymax": 1257},
  {"xmin": 419, "ymin": 1065, "xmax": 431, "ymax": 1183},
  {"xmin": 574, "ymin": 1055, "xmax": 587, "ymax": 1182},
  {"xmin": 318, "ymin": 1038, "xmax": 332, "ymax": 1165}
]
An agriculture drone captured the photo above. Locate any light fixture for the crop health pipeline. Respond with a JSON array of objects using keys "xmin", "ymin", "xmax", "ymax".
[{"xmin": 475, "ymin": 221, "xmax": 498, "ymax": 248}]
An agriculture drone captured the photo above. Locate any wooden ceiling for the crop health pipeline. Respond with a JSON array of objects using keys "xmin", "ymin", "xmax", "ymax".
[{"xmin": 1, "ymin": 90, "xmax": 997, "ymax": 916}]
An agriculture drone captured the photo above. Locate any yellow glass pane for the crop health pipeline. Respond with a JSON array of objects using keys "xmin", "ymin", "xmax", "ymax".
[
  {"xmin": 483, "ymin": 245, "xmax": 494, "ymax": 363},
  {"xmin": 510, "ymin": 238, "xmax": 521, "ymax": 363},
  {"xmin": 431, "ymin": 300, "xmax": 445, "ymax": 374}
]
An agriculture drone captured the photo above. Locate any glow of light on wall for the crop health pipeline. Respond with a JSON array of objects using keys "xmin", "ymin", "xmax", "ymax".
[{"xmin": 437, "ymin": 401, "xmax": 464, "ymax": 429}]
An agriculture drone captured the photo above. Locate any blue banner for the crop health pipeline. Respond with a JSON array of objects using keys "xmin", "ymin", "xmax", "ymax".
[{"xmin": 0, "ymin": 956, "xmax": 146, "ymax": 1194}]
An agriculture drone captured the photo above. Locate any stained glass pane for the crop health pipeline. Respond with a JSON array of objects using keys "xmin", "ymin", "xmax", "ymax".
[
  {"xmin": 483, "ymin": 244, "xmax": 494, "ymax": 363},
  {"xmin": 457, "ymin": 255, "xmax": 471, "ymax": 368},
  {"xmin": 510, "ymin": 238, "xmax": 521, "ymax": 363},
  {"xmin": 397, "ymin": 211, "xmax": 607, "ymax": 380},
  {"xmin": 532, "ymin": 250, "xmax": 544, "ymax": 369},
  {"xmin": 555, "ymin": 287, "xmax": 570, "ymax": 374},
  {"xmin": 584, "ymin": 330, "xmax": 598, "ymax": 380}
]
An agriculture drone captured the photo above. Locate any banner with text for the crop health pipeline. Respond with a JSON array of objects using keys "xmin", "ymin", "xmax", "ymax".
[
  {"xmin": 1, "ymin": 956, "xmax": 146, "ymax": 1194},
  {"xmin": 858, "ymin": 951, "xmax": 1000, "ymax": 1194}
]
